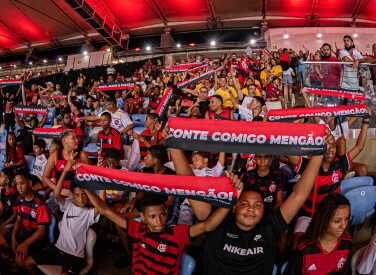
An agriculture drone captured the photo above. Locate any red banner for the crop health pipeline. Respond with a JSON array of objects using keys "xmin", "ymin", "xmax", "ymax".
[
  {"xmin": 165, "ymin": 117, "xmax": 327, "ymax": 156},
  {"xmin": 75, "ymin": 164, "xmax": 238, "ymax": 208},
  {"xmin": 177, "ymin": 67, "xmax": 223, "ymax": 89},
  {"xmin": 98, "ymin": 81, "xmax": 135, "ymax": 91},
  {"xmin": 14, "ymin": 105, "xmax": 47, "ymax": 115},
  {"xmin": 156, "ymin": 87, "xmax": 173, "ymax": 121},
  {"xmin": 305, "ymin": 87, "xmax": 365, "ymax": 100},
  {"xmin": 33, "ymin": 127, "xmax": 63, "ymax": 139},
  {"xmin": 268, "ymin": 104, "xmax": 368, "ymax": 122},
  {"xmin": 0, "ymin": 80, "xmax": 23, "ymax": 85}
]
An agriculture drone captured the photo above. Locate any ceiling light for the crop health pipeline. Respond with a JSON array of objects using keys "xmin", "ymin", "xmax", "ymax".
[
  {"xmin": 106, "ymin": 48, "xmax": 111, "ymax": 52},
  {"xmin": 83, "ymin": 51, "xmax": 88, "ymax": 55},
  {"xmin": 250, "ymin": 39, "xmax": 256, "ymax": 45},
  {"xmin": 58, "ymin": 57, "xmax": 62, "ymax": 61},
  {"xmin": 353, "ymin": 33, "xmax": 358, "ymax": 38},
  {"xmin": 210, "ymin": 40, "xmax": 216, "ymax": 46},
  {"xmin": 189, "ymin": 43, "xmax": 195, "ymax": 47},
  {"xmin": 29, "ymin": 61, "xmax": 32, "ymax": 65},
  {"xmin": 317, "ymin": 33, "xmax": 322, "ymax": 38},
  {"xmin": 146, "ymin": 46, "xmax": 151, "ymax": 51},
  {"xmin": 176, "ymin": 43, "xmax": 181, "ymax": 48},
  {"xmin": 135, "ymin": 48, "xmax": 141, "ymax": 52},
  {"xmin": 43, "ymin": 59, "xmax": 47, "ymax": 63},
  {"xmin": 283, "ymin": 34, "xmax": 289, "ymax": 39}
]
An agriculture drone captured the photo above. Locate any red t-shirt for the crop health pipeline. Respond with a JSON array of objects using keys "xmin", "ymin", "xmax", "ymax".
[
  {"xmin": 16, "ymin": 194, "xmax": 50, "ymax": 232},
  {"xmin": 322, "ymin": 56, "xmax": 341, "ymax": 88},
  {"xmin": 97, "ymin": 127, "xmax": 124, "ymax": 158},
  {"xmin": 127, "ymin": 219, "xmax": 190, "ymax": 275},
  {"xmin": 266, "ymin": 83, "xmax": 283, "ymax": 100}
]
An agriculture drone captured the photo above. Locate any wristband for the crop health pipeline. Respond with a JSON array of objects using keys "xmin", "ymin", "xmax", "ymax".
[
  {"xmin": 362, "ymin": 120, "xmax": 369, "ymax": 125},
  {"xmin": 363, "ymin": 113, "xmax": 370, "ymax": 119}
]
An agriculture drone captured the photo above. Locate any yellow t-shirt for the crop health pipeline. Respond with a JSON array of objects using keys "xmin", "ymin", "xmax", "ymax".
[
  {"xmin": 215, "ymin": 87, "xmax": 238, "ymax": 108},
  {"xmin": 271, "ymin": 65, "xmax": 282, "ymax": 79},
  {"xmin": 242, "ymin": 87, "xmax": 262, "ymax": 97}
]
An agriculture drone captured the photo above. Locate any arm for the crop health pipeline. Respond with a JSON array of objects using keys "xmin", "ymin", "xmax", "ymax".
[
  {"xmin": 279, "ymin": 154, "xmax": 324, "ymax": 223},
  {"xmin": 182, "ymin": 88, "xmax": 199, "ymax": 97},
  {"xmin": 16, "ymin": 224, "xmax": 46, "ymax": 258},
  {"xmin": 42, "ymin": 152, "xmax": 57, "ymax": 191},
  {"xmin": 231, "ymin": 70, "xmax": 243, "ymax": 100},
  {"xmin": 54, "ymin": 154, "xmax": 76, "ymax": 205},
  {"xmin": 11, "ymin": 215, "xmax": 22, "ymax": 252},
  {"xmin": 0, "ymin": 206, "xmax": 17, "ymax": 228},
  {"xmin": 218, "ymin": 152, "xmax": 225, "ymax": 167},
  {"xmin": 227, "ymin": 90, "xmax": 240, "ymax": 109},
  {"xmin": 84, "ymin": 189, "xmax": 127, "ymax": 229},
  {"xmin": 170, "ymin": 148, "xmax": 212, "ymax": 220},
  {"xmin": 189, "ymin": 172, "xmax": 243, "ymax": 237},
  {"xmin": 348, "ymin": 116, "xmax": 369, "ymax": 161}
]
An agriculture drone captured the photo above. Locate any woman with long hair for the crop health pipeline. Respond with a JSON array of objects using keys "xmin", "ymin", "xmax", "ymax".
[
  {"xmin": 284, "ymin": 193, "xmax": 352, "ymax": 274},
  {"xmin": 3, "ymin": 132, "xmax": 26, "ymax": 170}
]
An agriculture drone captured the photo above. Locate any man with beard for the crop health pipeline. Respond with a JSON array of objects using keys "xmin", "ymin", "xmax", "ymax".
[
  {"xmin": 321, "ymin": 43, "xmax": 342, "ymax": 89},
  {"xmin": 339, "ymin": 35, "xmax": 364, "ymax": 90}
]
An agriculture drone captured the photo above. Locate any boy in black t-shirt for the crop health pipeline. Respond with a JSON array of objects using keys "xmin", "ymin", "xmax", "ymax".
[{"xmin": 168, "ymin": 136, "xmax": 329, "ymax": 274}]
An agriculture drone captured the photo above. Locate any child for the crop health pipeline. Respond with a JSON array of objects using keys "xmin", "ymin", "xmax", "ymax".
[
  {"xmin": 84, "ymin": 172, "xmax": 243, "ymax": 275},
  {"xmin": 21, "ymin": 152, "xmax": 104, "ymax": 275},
  {"xmin": 30, "ymin": 139, "xmax": 48, "ymax": 192},
  {"xmin": 191, "ymin": 151, "xmax": 225, "ymax": 177},
  {"xmin": 0, "ymin": 168, "xmax": 17, "ymax": 231},
  {"xmin": 0, "ymin": 169, "xmax": 50, "ymax": 267},
  {"xmin": 3, "ymin": 132, "xmax": 26, "ymax": 170},
  {"xmin": 283, "ymin": 193, "xmax": 352, "ymax": 274}
]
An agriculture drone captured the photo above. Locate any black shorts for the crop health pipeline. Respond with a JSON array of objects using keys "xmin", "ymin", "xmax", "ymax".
[
  {"xmin": 31, "ymin": 245, "xmax": 85, "ymax": 275},
  {"xmin": 4, "ymin": 228, "xmax": 47, "ymax": 255}
]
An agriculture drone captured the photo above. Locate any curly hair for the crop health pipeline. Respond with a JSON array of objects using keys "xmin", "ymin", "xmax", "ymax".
[{"xmin": 301, "ymin": 193, "xmax": 350, "ymax": 244}]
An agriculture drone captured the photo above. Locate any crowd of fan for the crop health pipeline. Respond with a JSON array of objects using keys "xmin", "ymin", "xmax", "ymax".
[{"xmin": 0, "ymin": 35, "xmax": 375, "ymax": 275}]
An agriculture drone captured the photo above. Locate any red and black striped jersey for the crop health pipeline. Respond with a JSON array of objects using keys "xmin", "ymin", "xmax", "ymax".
[
  {"xmin": 97, "ymin": 127, "xmax": 124, "ymax": 158},
  {"xmin": 139, "ymin": 129, "xmax": 163, "ymax": 161},
  {"xmin": 55, "ymin": 150, "xmax": 83, "ymax": 190},
  {"xmin": 16, "ymin": 193, "xmax": 50, "ymax": 232},
  {"xmin": 0, "ymin": 187, "xmax": 18, "ymax": 222},
  {"xmin": 294, "ymin": 154, "xmax": 352, "ymax": 217},
  {"xmin": 127, "ymin": 219, "xmax": 190, "ymax": 275},
  {"xmin": 283, "ymin": 233, "xmax": 352, "ymax": 275}
]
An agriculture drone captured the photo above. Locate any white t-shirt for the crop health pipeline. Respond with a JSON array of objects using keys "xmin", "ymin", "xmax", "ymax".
[
  {"xmin": 193, "ymin": 161, "xmax": 224, "ymax": 177},
  {"xmin": 339, "ymin": 48, "xmax": 363, "ymax": 90},
  {"xmin": 31, "ymin": 154, "xmax": 48, "ymax": 181},
  {"xmin": 106, "ymin": 67, "xmax": 116, "ymax": 75},
  {"xmin": 238, "ymin": 105, "xmax": 254, "ymax": 121},
  {"xmin": 319, "ymin": 119, "xmax": 349, "ymax": 140},
  {"xmin": 56, "ymin": 198, "xmax": 99, "ymax": 258},
  {"xmin": 101, "ymin": 109, "xmax": 133, "ymax": 133}
]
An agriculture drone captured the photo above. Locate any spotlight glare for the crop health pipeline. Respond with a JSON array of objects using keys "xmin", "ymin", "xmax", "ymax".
[
  {"xmin": 283, "ymin": 34, "xmax": 289, "ymax": 39},
  {"xmin": 83, "ymin": 51, "xmax": 88, "ymax": 55},
  {"xmin": 189, "ymin": 43, "xmax": 195, "ymax": 47},
  {"xmin": 58, "ymin": 57, "xmax": 62, "ymax": 61},
  {"xmin": 106, "ymin": 48, "xmax": 111, "ymax": 52},
  {"xmin": 176, "ymin": 43, "xmax": 181, "ymax": 48},
  {"xmin": 250, "ymin": 39, "xmax": 256, "ymax": 45},
  {"xmin": 317, "ymin": 33, "xmax": 322, "ymax": 38},
  {"xmin": 210, "ymin": 40, "xmax": 216, "ymax": 46},
  {"xmin": 146, "ymin": 46, "xmax": 151, "ymax": 51},
  {"xmin": 29, "ymin": 61, "xmax": 32, "ymax": 65},
  {"xmin": 135, "ymin": 48, "xmax": 141, "ymax": 52},
  {"xmin": 43, "ymin": 59, "xmax": 47, "ymax": 63},
  {"xmin": 353, "ymin": 33, "xmax": 358, "ymax": 38}
]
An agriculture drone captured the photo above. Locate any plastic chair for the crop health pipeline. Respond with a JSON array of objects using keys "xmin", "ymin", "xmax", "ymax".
[
  {"xmin": 131, "ymin": 114, "xmax": 147, "ymax": 127},
  {"xmin": 233, "ymin": 113, "xmax": 239, "ymax": 121},
  {"xmin": 181, "ymin": 253, "xmax": 196, "ymax": 275},
  {"xmin": 24, "ymin": 155, "xmax": 35, "ymax": 172},
  {"xmin": 272, "ymin": 264, "xmax": 278, "ymax": 275},
  {"xmin": 133, "ymin": 127, "xmax": 146, "ymax": 134},
  {"xmin": 344, "ymin": 186, "xmax": 376, "ymax": 226},
  {"xmin": 356, "ymin": 233, "xmax": 376, "ymax": 275},
  {"xmin": 340, "ymin": 176, "xmax": 374, "ymax": 195},
  {"xmin": 38, "ymin": 222, "xmax": 97, "ymax": 275},
  {"xmin": 351, "ymin": 246, "xmax": 367, "ymax": 275}
]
